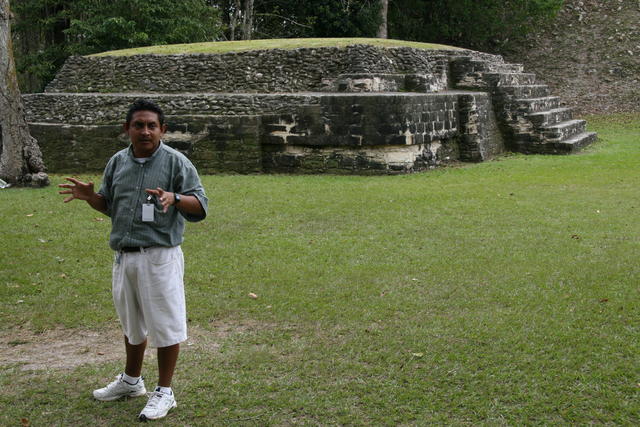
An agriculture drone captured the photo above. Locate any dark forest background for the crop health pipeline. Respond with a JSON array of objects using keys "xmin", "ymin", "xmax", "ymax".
[{"xmin": 11, "ymin": 0, "xmax": 563, "ymax": 92}]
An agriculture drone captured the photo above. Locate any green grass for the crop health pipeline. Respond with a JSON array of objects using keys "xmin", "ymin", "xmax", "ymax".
[
  {"xmin": 89, "ymin": 37, "xmax": 461, "ymax": 57},
  {"xmin": 1, "ymin": 113, "xmax": 639, "ymax": 425}
]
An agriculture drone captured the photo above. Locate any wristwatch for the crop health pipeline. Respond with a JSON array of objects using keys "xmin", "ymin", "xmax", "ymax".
[{"xmin": 173, "ymin": 193, "xmax": 181, "ymax": 205}]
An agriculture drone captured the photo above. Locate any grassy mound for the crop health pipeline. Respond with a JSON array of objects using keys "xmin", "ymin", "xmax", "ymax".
[{"xmin": 89, "ymin": 37, "xmax": 461, "ymax": 57}]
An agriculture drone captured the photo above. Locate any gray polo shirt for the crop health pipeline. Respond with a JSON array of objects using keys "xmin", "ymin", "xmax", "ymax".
[{"xmin": 98, "ymin": 142, "xmax": 208, "ymax": 251}]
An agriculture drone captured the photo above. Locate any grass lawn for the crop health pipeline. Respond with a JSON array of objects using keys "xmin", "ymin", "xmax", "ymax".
[
  {"xmin": 1, "ymin": 113, "xmax": 639, "ymax": 425},
  {"xmin": 89, "ymin": 37, "xmax": 460, "ymax": 57}
]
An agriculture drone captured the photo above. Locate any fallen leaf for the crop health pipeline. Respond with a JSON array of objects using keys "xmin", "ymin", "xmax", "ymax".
[
  {"xmin": 599, "ymin": 298, "xmax": 609, "ymax": 303},
  {"xmin": 21, "ymin": 418, "xmax": 29, "ymax": 427},
  {"xmin": 248, "ymin": 292, "xmax": 258, "ymax": 299}
]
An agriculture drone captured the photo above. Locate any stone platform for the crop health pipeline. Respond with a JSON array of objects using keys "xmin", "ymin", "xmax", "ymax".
[{"xmin": 23, "ymin": 44, "xmax": 596, "ymax": 174}]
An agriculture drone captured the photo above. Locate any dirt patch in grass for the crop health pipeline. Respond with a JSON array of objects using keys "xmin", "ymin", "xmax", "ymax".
[{"xmin": 0, "ymin": 320, "xmax": 263, "ymax": 371}]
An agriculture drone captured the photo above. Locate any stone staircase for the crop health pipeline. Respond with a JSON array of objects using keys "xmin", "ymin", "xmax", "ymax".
[{"xmin": 451, "ymin": 57, "xmax": 597, "ymax": 154}]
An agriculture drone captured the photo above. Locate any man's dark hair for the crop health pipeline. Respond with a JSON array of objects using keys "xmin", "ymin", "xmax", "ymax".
[{"xmin": 126, "ymin": 99, "xmax": 165, "ymax": 126}]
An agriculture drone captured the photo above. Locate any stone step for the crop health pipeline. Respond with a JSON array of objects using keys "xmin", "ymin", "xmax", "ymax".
[
  {"xmin": 549, "ymin": 131, "xmax": 598, "ymax": 153},
  {"xmin": 326, "ymin": 73, "xmax": 447, "ymax": 93},
  {"xmin": 511, "ymin": 131, "xmax": 597, "ymax": 154},
  {"xmin": 453, "ymin": 74, "xmax": 488, "ymax": 89},
  {"xmin": 331, "ymin": 73, "xmax": 405, "ymax": 92},
  {"xmin": 484, "ymin": 72, "xmax": 536, "ymax": 86},
  {"xmin": 515, "ymin": 96, "xmax": 561, "ymax": 113},
  {"xmin": 499, "ymin": 85, "xmax": 550, "ymax": 99},
  {"xmin": 527, "ymin": 107, "xmax": 574, "ymax": 127},
  {"xmin": 497, "ymin": 63, "xmax": 525, "ymax": 73},
  {"xmin": 465, "ymin": 60, "xmax": 524, "ymax": 74},
  {"xmin": 542, "ymin": 119, "xmax": 587, "ymax": 142}
]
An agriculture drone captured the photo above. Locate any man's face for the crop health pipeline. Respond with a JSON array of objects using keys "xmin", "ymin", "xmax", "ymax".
[{"xmin": 124, "ymin": 110, "xmax": 166, "ymax": 157}]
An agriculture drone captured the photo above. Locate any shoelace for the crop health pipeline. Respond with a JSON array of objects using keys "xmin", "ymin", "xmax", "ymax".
[
  {"xmin": 107, "ymin": 376, "xmax": 123, "ymax": 388},
  {"xmin": 145, "ymin": 392, "xmax": 165, "ymax": 409}
]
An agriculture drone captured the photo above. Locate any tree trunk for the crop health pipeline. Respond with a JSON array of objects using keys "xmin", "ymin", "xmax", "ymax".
[
  {"xmin": 242, "ymin": 0, "xmax": 254, "ymax": 40},
  {"xmin": 377, "ymin": 0, "xmax": 388, "ymax": 39},
  {"xmin": 230, "ymin": 0, "xmax": 242, "ymax": 41},
  {"xmin": 0, "ymin": 0, "xmax": 48, "ymax": 187}
]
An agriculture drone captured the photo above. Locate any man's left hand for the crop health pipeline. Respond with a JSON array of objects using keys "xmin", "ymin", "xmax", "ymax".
[{"xmin": 145, "ymin": 187, "xmax": 174, "ymax": 213}]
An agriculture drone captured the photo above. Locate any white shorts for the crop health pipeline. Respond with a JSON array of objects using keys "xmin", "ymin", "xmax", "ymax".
[{"xmin": 112, "ymin": 246, "xmax": 186, "ymax": 348}]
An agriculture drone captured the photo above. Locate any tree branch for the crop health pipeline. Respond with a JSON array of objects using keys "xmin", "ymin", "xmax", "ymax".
[{"xmin": 255, "ymin": 12, "xmax": 312, "ymax": 29}]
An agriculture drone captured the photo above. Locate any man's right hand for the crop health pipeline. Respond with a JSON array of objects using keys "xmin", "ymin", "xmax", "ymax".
[
  {"xmin": 58, "ymin": 177, "xmax": 108, "ymax": 214},
  {"xmin": 58, "ymin": 177, "xmax": 95, "ymax": 202}
]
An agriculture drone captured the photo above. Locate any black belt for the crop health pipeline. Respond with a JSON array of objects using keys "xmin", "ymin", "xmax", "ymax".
[{"xmin": 120, "ymin": 246, "xmax": 150, "ymax": 252}]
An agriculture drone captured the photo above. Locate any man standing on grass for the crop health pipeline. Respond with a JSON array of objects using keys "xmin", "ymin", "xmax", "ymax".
[{"xmin": 59, "ymin": 99, "xmax": 208, "ymax": 421}]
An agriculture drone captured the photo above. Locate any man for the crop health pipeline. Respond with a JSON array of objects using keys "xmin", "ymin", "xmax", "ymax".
[{"xmin": 59, "ymin": 99, "xmax": 208, "ymax": 421}]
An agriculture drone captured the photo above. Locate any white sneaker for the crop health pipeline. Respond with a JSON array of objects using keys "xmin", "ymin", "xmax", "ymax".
[
  {"xmin": 138, "ymin": 387, "xmax": 177, "ymax": 421},
  {"xmin": 93, "ymin": 374, "xmax": 146, "ymax": 401}
]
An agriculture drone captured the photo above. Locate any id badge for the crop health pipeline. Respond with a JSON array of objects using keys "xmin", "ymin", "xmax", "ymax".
[{"xmin": 142, "ymin": 203, "xmax": 154, "ymax": 222}]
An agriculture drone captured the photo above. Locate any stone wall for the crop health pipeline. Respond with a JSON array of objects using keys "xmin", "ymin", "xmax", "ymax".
[
  {"xmin": 45, "ymin": 45, "xmax": 501, "ymax": 94},
  {"xmin": 29, "ymin": 123, "xmax": 127, "ymax": 173},
  {"xmin": 24, "ymin": 93, "xmax": 322, "ymax": 125},
  {"xmin": 261, "ymin": 93, "xmax": 466, "ymax": 173},
  {"xmin": 27, "ymin": 92, "xmax": 502, "ymax": 174}
]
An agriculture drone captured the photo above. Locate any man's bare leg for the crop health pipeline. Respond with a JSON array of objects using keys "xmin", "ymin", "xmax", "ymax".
[
  {"xmin": 157, "ymin": 343, "xmax": 180, "ymax": 387},
  {"xmin": 138, "ymin": 343, "xmax": 180, "ymax": 420},
  {"xmin": 92, "ymin": 337, "xmax": 146, "ymax": 401},
  {"xmin": 124, "ymin": 336, "xmax": 146, "ymax": 377}
]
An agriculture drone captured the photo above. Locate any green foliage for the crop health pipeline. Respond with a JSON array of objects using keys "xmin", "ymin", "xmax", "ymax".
[
  {"xmin": 219, "ymin": 0, "xmax": 561, "ymax": 47},
  {"xmin": 11, "ymin": 0, "xmax": 223, "ymax": 91},
  {"xmin": 223, "ymin": 0, "xmax": 382, "ymax": 40},
  {"xmin": 298, "ymin": 0, "xmax": 381, "ymax": 37},
  {"xmin": 11, "ymin": 0, "xmax": 563, "ymax": 91},
  {"xmin": 389, "ymin": 0, "xmax": 564, "ymax": 51},
  {"xmin": 65, "ymin": 0, "xmax": 222, "ymax": 55},
  {"xmin": 11, "ymin": 0, "xmax": 68, "ymax": 92}
]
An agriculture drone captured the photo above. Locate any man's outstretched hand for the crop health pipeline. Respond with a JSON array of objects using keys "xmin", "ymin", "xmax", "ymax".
[
  {"xmin": 58, "ymin": 177, "xmax": 107, "ymax": 214},
  {"xmin": 58, "ymin": 177, "xmax": 95, "ymax": 203}
]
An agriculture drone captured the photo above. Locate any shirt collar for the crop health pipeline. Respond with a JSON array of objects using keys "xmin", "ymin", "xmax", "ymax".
[{"xmin": 127, "ymin": 141, "xmax": 165, "ymax": 163}]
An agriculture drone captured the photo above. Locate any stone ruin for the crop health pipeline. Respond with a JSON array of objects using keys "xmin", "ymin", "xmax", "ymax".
[{"xmin": 23, "ymin": 44, "xmax": 597, "ymax": 174}]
